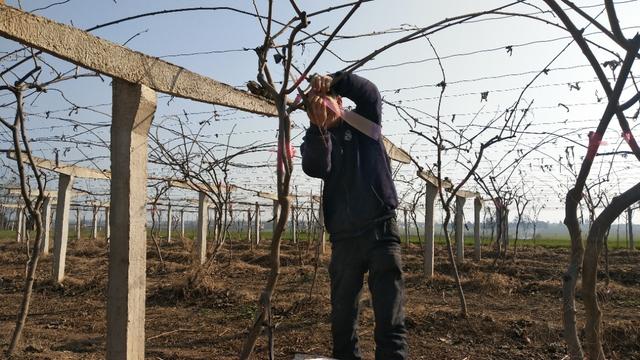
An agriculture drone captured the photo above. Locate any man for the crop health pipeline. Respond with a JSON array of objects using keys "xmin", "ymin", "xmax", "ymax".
[{"xmin": 301, "ymin": 72, "xmax": 408, "ymax": 360}]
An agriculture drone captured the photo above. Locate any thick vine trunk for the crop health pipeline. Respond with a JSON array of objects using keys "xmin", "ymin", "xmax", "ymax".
[
  {"xmin": 582, "ymin": 183, "xmax": 640, "ymax": 360},
  {"xmin": 442, "ymin": 212, "xmax": 468, "ymax": 317},
  {"xmin": 563, "ymin": 188, "xmax": 585, "ymax": 360},
  {"xmin": 7, "ymin": 211, "xmax": 43, "ymax": 355},
  {"xmin": 239, "ymin": 97, "xmax": 292, "ymax": 359}
]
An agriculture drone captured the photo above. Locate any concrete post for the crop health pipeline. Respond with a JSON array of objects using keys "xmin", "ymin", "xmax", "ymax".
[
  {"xmin": 503, "ymin": 208, "xmax": 509, "ymax": 251},
  {"xmin": 180, "ymin": 209, "xmax": 185, "ymax": 239},
  {"xmin": 474, "ymin": 197, "xmax": 483, "ymax": 261},
  {"xmin": 246, "ymin": 208, "xmax": 252, "ymax": 245},
  {"xmin": 211, "ymin": 207, "xmax": 217, "ymax": 243},
  {"xmin": 291, "ymin": 206, "xmax": 297, "ymax": 244},
  {"xmin": 22, "ymin": 209, "xmax": 27, "ymax": 241},
  {"xmin": 319, "ymin": 197, "xmax": 326, "ymax": 255},
  {"xmin": 424, "ymin": 183, "xmax": 437, "ymax": 278},
  {"xmin": 272, "ymin": 199, "xmax": 279, "ymax": 238},
  {"xmin": 455, "ymin": 196, "xmax": 466, "ymax": 264},
  {"xmin": 628, "ymin": 207, "xmax": 634, "ymax": 250},
  {"xmin": 106, "ymin": 79, "xmax": 156, "ymax": 360},
  {"xmin": 41, "ymin": 196, "xmax": 52, "ymax": 255},
  {"xmin": 166, "ymin": 204, "xmax": 173, "ymax": 243},
  {"xmin": 75, "ymin": 208, "xmax": 81, "ymax": 241},
  {"xmin": 104, "ymin": 206, "xmax": 110, "ymax": 240},
  {"xmin": 16, "ymin": 207, "xmax": 24, "ymax": 243},
  {"xmin": 53, "ymin": 174, "xmax": 74, "ymax": 283},
  {"xmin": 196, "ymin": 192, "xmax": 208, "ymax": 265},
  {"xmin": 255, "ymin": 203, "xmax": 261, "ymax": 246},
  {"xmin": 403, "ymin": 208, "xmax": 409, "ymax": 246},
  {"xmin": 91, "ymin": 206, "xmax": 98, "ymax": 240}
]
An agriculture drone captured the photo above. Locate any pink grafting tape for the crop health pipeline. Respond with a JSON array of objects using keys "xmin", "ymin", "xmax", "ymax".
[
  {"xmin": 321, "ymin": 95, "xmax": 382, "ymax": 140},
  {"xmin": 586, "ymin": 132, "xmax": 603, "ymax": 161}
]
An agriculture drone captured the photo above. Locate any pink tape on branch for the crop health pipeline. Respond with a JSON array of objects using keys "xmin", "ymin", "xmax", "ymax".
[
  {"xmin": 276, "ymin": 140, "xmax": 296, "ymax": 172},
  {"xmin": 322, "ymin": 96, "xmax": 344, "ymax": 118},
  {"xmin": 622, "ymin": 130, "xmax": 634, "ymax": 144},
  {"xmin": 586, "ymin": 132, "xmax": 603, "ymax": 160}
]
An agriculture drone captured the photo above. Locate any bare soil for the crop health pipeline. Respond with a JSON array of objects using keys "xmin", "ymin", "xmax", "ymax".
[{"xmin": 1, "ymin": 235, "xmax": 639, "ymax": 359}]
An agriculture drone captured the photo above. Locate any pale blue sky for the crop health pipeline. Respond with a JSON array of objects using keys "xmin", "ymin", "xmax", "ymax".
[{"xmin": 1, "ymin": 0, "xmax": 639, "ymax": 226}]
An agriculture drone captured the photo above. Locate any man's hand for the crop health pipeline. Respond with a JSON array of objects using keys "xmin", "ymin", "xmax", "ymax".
[
  {"xmin": 311, "ymin": 74, "xmax": 333, "ymax": 95},
  {"xmin": 307, "ymin": 95, "xmax": 336, "ymax": 128}
]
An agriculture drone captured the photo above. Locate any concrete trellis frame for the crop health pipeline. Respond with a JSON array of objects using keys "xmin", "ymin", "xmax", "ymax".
[
  {"xmin": 255, "ymin": 202, "xmax": 261, "ymax": 246},
  {"xmin": 403, "ymin": 208, "xmax": 409, "ymax": 245},
  {"xmin": 0, "ymin": 3, "xmax": 415, "ymax": 359},
  {"xmin": 5, "ymin": 151, "xmax": 109, "ymax": 282},
  {"xmin": 246, "ymin": 208, "xmax": 252, "ymax": 245},
  {"xmin": 418, "ymin": 170, "xmax": 480, "ymax": 275},
  {"xmin": 104, "ymin": 206, "xmax": 111, "ymax": 240},
  {"xmin": 107, "ymin": 79, "xmax": 157, "ymax": 359},
  {"xmin": 75, "ymin": 208, "xmax": 81, "ymax": 241},
  {"xmin": 454, "ymin": 196, "xmax": 466, "ymax": 264},
  {"xmin": 91, "ymin": 205, "xmax": 99, "ymax": 240},
  {"xmin": 53, "ymin": 175, "xmax": 75, "ymax": 283},
  {"xmin": 291, "ymin": 206, "xmax": 297, "ymax": 244},
  {"xmin": 474, "ymin": 197, "xmax": 483, "ymax": 261},
  {"xmin": 627, "ymin": 207, "xmax": 636, "ymax": 250},
  {"xmin": 164, "ymin": 179, "xmax": 229, "ymax": 255},
  {"xmin": 41, "ymin": 196, "xmax": 52, "ymax": 255},
  {"xmin": 180, "ymin": 209, "xmax": 185, "ymax": 240},
  {"xmin": 0, "ymin": 204, "xmax": 26, "ymax": 242},
  {"xmin": 166, "ymin": 204, "xmax": 173, "ymax": 243},
  {"xmin": 196, "ymin": 192, "xmax": 209, "ymax": 265},
  {"xmin": 4, "ymin": 188, "xmax": 60, "ymax": 254}
]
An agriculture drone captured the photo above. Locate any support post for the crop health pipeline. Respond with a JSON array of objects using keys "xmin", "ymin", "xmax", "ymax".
[
  {"xmin": 104, "ymin": 206, "xmax": 110, "ymax": 240},
  {"xmin": 291, "ymin": 206, "xmax": 297, "ymax": 244},
  {"xmin": 319, "ymin": 197, "xmax": 326, "ymax": 255},
  {"xmin": 424, "ymin": 183, "xmax": 437, "ymax": 278},
  {"xmin": 503, "ymin": 208, "xmax": 509, "ymax": 252},
  {"xmin": 41, "ymin": 196, "xmax": 52, "ymax": 255},
  {"xmin": 16, "ymin": 207, "xmax": 24, "ymax": 243},
  {"xmin": 455, "ymin": 196, "xmax": 466, "ymax": 264},
  {"xmin": 91, "ymin": 205, "xmax": 98, "ymax": 240},
  {"xmin": 254, "ymin": 202, "xmax": 260, "ymax": 246},
  {"xmin": 106, "ymin": 79, "xmax": 156, "ymax": 359},
  {"xmin": 180, "ymin": 209, "xmax": 185, "ymax": 240},
  {"xmin": 474, "ymin": 197, "xmax": 482, "ymax": 261},
  {"xmin": 53, "ymin": 174, "xmax": 74, "ymax": 283},
  {"xmin": 403, "ymin": 208, "xmax": 409, "ymax": 246},
  {"xmin": 166, "ymin": 204, "xmax": 173, "ymax": 243},
  {"xmin": 628, "ymin": 206, "xmax": 634, "ymax": 250},
  {"xmin": 75, "ymin": 207, "xmax": 81, "ymax": 241},
  {"xmin": 196, "ymin": 192, "xmax": 208, "ymax": 265},
  {"xmin": 246, "ymin": 208, "xmax": 252, "ymax": 246}
]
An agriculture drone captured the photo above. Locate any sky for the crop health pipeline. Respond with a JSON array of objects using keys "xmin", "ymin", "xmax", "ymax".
[{"xmin": 1, "ymin": 0, "xmax": 640, "ymax": 228}]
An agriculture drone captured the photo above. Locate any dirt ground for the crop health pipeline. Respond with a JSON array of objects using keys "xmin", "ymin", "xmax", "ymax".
[{"xmin": 0, "ymin": 234, "xmax": 639, "ymax": 359}]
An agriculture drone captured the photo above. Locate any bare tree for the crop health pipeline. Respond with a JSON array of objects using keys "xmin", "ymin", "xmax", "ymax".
[{"xmin": 540, "ymin": 1, "xmax": 640, "ymax": 358}]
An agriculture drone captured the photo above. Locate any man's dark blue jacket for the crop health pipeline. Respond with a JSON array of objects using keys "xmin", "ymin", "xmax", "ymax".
[{"xmin": 301, "ymin": 72, "xmax": 398, "ymax": 240}]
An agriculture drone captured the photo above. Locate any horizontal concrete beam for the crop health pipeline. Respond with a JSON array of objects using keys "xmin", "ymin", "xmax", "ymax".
[
  {"xmin": 417, "ymin": 170, "xmax": 453, "ymax": 189},
  {"xmin": 383, "ymin": 136, "xmax": 411, "ymax": 164},
  {"xmin": 5, "ymin": 150, "xmax": 110, "ymax": 179},
  {"xmin": 452, "ymin": 189, "xmax": 481, "ymax": 199},
  {"xmin": 0, "ymin": 203, "xmax": 23, "ymax": 209},
  {"xmin": 4, "ymin": 188, "xmax": 64, "ymax": 198},
  {"xmin": 166, "ymin": 179, "xmax": 231, "ymax": 193},
  {"xmin": 0, "ymin": 4, "xmax": 277, "ymax": 117},
  {"xmin": 257, "ymin": 191, "xmax": 321, "ymax": 202},
  {"xmin": 416, "ymin": 170, "xmax": 479, "ymax": 198}
]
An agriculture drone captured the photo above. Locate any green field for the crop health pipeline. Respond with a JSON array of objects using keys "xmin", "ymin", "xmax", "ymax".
[{"xmin": 0, "ymin": 228, "xmax": 636, "ymax": 250}]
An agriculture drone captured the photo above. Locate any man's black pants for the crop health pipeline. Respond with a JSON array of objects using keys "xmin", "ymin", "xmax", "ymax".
[{"xmin": 329, "ymin": 218, "xmax": 408, "ymax": 360}]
